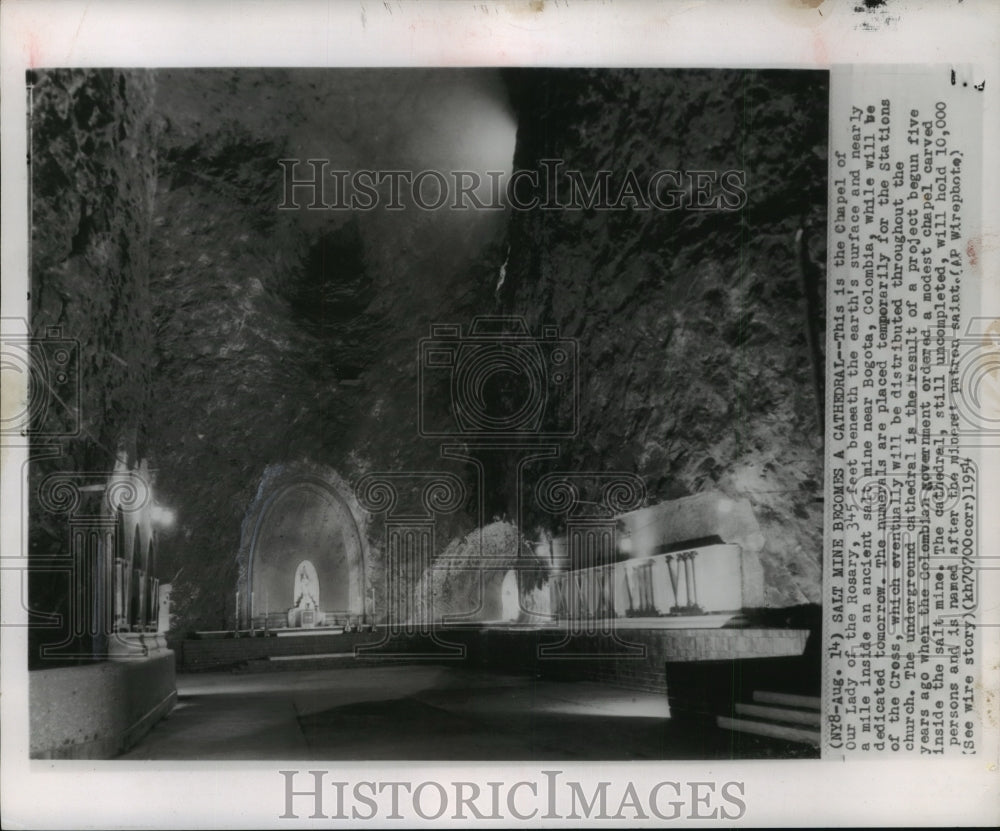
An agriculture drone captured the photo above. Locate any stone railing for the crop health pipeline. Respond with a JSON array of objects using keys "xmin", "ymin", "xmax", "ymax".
[
  {"xmin": 615, "ymin": 490, "xmax": 765, "ymax": 608},
  {"xmin": 548, "ymin": 543, "xmax": 746, "ymax": 621}
]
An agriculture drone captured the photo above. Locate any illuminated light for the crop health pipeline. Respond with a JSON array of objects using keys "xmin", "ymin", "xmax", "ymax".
[
  {"xmin": 618, "ymin": 535, "xmax": 633, "ymax": 554},
  {"xmin": 151, "ymin": 505, "xmax": 176, "ymax": 528},
  {"xmin": 399, "ymin": 74, "xmax": 517, "ymax": 209}
]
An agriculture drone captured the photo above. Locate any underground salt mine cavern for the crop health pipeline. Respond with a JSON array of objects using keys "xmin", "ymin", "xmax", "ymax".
[{"xmin": 23, "ymin": 67, "xmax": 827, "ymax": 761}]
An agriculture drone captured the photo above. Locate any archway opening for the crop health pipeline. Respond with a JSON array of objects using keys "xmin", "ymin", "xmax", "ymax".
[{"xmin": 248, "ymin": 480, "xmax": 365, "ymax": 629}]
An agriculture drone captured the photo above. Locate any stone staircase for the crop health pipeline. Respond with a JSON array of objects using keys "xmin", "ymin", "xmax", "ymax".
[{"xmin": 717, "ymin": 690, "xmax": 821, "ymax": 747}]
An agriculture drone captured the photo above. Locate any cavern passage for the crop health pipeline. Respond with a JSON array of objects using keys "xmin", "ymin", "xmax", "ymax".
[{"xmin": 26, "ymin": 67, "xmax": 828, "ymax": 759}]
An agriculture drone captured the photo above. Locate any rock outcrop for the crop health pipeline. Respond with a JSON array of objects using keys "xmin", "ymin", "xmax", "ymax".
[{"xmin": 499, "ymin": 69, "xmax": 827, "ymax": 605}]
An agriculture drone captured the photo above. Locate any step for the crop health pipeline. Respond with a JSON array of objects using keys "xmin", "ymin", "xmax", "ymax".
[
  {"xmin": 269, "ymin": 652, "xmax": 355, "ymax": 661},
  {"xmin": 274, "ymin": 627, "xmax": 346, "ymax": 637},
  {"xmin": 717, "ymin": 715, "xmax": 821, "ymax": 747},
  {"xmin": 734, "ymin": 702, "xmax": 821, "ymax": 726},
  {"xmin": 235, "ymin": 653, "xmax": 430, "ymax": 674},
  {"xmin": 753, "ymin": 690, "xmax": 821, "ymax": 711},
  {"xmin": 236, "ymin": 655, "xmax": 364, "ymax": 674}
]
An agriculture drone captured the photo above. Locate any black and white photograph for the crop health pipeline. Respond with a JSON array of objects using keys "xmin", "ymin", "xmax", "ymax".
[
  {"xmin": 21, "ymin": 64, "xmax": 827, "ymax": 764},
  {"xmin": 2, "ymin": 1, "xmax": 998, "ymax": 828}
]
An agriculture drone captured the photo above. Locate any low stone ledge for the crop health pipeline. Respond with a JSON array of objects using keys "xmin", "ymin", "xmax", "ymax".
[{"xmin": 30, "ymin": 650, "xmax": 176, "ymax": 759}]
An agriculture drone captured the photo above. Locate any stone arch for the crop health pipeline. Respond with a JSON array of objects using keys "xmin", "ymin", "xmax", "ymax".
[{"xmin": 239, "ymin": 465, "xmax": 368, "ymax": 627}]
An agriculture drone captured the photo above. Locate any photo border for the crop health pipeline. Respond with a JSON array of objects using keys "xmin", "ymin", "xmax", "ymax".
[{"xmin": 2, "ymin": 1, "xmax": 998, "ymax": 828}]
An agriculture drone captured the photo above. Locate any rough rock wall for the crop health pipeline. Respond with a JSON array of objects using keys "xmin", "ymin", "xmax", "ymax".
[
  {"xmin": 28, "ymin": 69, "xmax": 160, "ymax": 664},
  {"xmin": 29, "ymin": 69, "xmax": 158, "ymax": 460},
  {"xmin": 146, "ymin": 70, "xmax": 510, "ymax": 631},
  {"xmin": 409, "ymin": 522, "xmax": 548, "ymax": 624},
  {"xmin": 499, "ymin": 69, "xmax": 828, "ymax": 606}
]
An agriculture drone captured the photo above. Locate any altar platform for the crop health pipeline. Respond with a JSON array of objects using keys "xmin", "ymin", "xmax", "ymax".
[{"xmin": 179, "ymin": 616, "xmax": 813, "ymax": 697}]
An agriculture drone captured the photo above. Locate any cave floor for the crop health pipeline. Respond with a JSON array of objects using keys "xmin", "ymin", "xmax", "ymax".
[{"xmin": 119, "ymin": 664, "xmax": 810, "ymax": 761}]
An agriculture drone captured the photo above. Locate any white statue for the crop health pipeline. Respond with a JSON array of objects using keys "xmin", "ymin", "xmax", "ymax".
[{"xmin": 293, "ymin": 560, "xmax": 319, "ymax": 610}]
